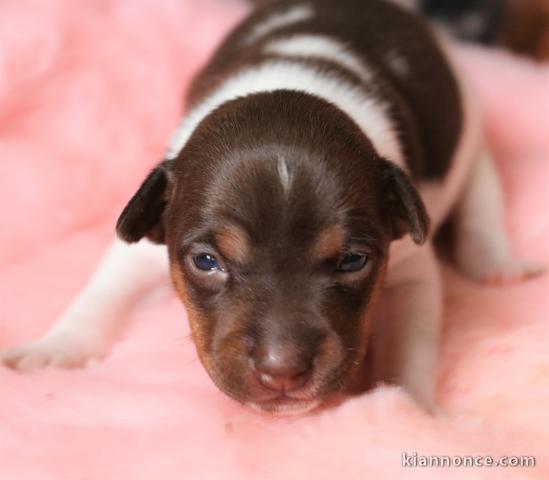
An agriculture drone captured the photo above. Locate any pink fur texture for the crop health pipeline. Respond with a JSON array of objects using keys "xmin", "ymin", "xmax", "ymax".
[{"xmin": 1, "ymin": 1, "xmax": 548, "ymax": 478}]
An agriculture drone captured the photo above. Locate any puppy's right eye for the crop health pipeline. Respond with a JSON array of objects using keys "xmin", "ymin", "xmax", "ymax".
[
  {"xmin": 337, "ymin": 253, "xmax": 369, "ymax": 273},
  {"xmin": 185, "ymin": 249, "xmax": 229, "ymax": 290},
  {"xmin": 193, "ymin": 254, "xmax": 223, "ymax": 272}
]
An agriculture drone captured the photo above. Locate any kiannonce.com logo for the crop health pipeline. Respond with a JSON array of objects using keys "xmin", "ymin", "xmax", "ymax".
[{"xmin": 402, "ymin": 452, "xmax": 536, "ymax": 468}]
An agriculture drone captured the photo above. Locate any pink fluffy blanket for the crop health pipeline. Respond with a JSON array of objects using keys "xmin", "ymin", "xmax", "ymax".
[{"xmin": 1, "ymin": 1, "xmax": 548, "ymax": 478}]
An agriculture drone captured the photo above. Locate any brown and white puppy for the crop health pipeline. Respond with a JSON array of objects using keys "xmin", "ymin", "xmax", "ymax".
[{"xmin": 2, "ymin": 0, "xmax": 543, "ymax": 415}]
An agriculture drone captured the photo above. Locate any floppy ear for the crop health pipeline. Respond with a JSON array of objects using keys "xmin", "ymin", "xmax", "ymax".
[
  {"xmin": 116, "ymin": 160, "xmax": 174, "ymax": 244},
  {"xmin": 381, "ymin": 160, "xmax": 430, "ymax": 245}
]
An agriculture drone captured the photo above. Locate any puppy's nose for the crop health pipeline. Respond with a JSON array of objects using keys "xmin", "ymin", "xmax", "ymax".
[{"xmin": 253, "ymin": 344, "xmax": 312, "ymax": 393}]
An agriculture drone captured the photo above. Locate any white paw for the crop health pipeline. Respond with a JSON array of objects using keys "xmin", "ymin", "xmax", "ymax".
[
  {"xmin": 477, "ymin": 260, "xmax": 545, "ymax": 286},
  {"xmin": 1, "ymin": 332, "xmax": 106, "ymax": 372},
  {"xmin": 459, "ymin": 257, "xmax": 545, "ymax": 286}
]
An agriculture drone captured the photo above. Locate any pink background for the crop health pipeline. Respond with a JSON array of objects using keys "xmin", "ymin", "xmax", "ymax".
[{"xmin": 1, "ymin": 1, "xmax": 548, "ymax": 478}]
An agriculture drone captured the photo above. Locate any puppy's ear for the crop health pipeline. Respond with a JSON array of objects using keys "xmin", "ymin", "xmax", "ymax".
[
  {"xmin": 116, "ymin": 160, "xmax": 174, "ymax": 244},
  {"xmin": 381, "ymin": 160, "xmax": 430, "ymax": 245}
]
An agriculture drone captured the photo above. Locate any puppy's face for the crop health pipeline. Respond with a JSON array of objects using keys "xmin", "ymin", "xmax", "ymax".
[
  {"xmin": 117, "ymin": 92, "xmax": 428, "ymax": 414},
  {"xmin": 167, "ymin": 151, "xmax": 388, "ymax": 415}
]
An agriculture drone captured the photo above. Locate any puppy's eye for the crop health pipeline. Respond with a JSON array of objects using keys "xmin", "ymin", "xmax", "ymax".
[
  {"xmin": 193, "ymin": 254, "xmax": 223, "ymax": 272},
  {"xmin": 337, "ymin": 253, "xmax": 369, "ymax": 273}
]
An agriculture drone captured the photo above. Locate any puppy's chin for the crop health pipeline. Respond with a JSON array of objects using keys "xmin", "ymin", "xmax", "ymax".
[{"xmin": 246, "ymin": 398, "xmax": 322, "ymax": 417}]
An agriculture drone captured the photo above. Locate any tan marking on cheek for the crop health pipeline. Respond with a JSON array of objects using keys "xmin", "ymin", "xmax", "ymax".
[
  {"xmin": 312, "ymin": 225, "xmax": 345, "ymax": 260},
  {"xmin": 361, "ymin": 260, "xmax": 388, "ymax": 337},
  {"xmin": 345, "ymin": 259, "xmax": 389, "ymax": 391},
  {"xmin": 170, "ymin": 264, "xmax": 210, "ymax": 367},
  {"xmin": 170, "ymin": 264, "xmax": 251, "ymax": 400},
  {"xmin": 215, "ymin": 226, "xmax": 251, "ymax": 264}
]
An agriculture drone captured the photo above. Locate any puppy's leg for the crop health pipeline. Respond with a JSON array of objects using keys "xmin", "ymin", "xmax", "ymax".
[
  {"xmin": 454, "ymin": 148, "xmax": 544, "ymax": 284},
  {"xmin": 371, "ymin": 243, "xmax": 441, "ymax": 412},
  {"xmin": 2, "ymin": 238, "xmax": 169, "ymax": 372}
]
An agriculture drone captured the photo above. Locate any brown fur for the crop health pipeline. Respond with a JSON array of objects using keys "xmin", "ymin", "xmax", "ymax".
[
  {"xmin": 503, "ymin": 0, "xmax": 549, "ymax": 59},
  {"xmin": 215, "ymin": 226, "xmax": 251, "ymax": 264}
]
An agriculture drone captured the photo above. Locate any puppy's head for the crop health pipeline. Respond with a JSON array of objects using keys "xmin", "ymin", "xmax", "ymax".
[{"xmin": 117, "ymin": 91, "xmax": 428, "ymax": 415}]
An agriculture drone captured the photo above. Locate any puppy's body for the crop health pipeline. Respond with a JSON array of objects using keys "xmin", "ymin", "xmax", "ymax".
[{"xmin": 2, "ymin": 0, "xmax": 541, "ymax": 415}]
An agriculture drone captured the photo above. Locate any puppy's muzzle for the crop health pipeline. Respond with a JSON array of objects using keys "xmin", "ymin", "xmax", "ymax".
[{"xmin": 252, "ymin": 343, "xmax": 313, "ymax": 393}]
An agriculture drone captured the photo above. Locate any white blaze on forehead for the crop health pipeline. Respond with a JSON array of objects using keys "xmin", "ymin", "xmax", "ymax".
[
  {"xmin": 277, "ymin": 156, "xmax": 291, "ymax": 192},
  {"xmin": 264, "ymin": 34, "xmax": 373, "ymax": 82},
  {"xmin": 166, "ymin": 61, "xmax": 403, "ymax": 167},
  {"xmin": 243, "ymin": 4, "xmax": 314, "ymax": 45}
]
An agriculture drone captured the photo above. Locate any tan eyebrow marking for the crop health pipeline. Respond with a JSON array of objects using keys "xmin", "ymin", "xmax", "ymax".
[
  {"xmin": 312, "ymin": 225, "xmax": 345, "ymax": 260},
  {"xmin": 215, "ymin": 225, "xmax": 251, "ymax": 264}
]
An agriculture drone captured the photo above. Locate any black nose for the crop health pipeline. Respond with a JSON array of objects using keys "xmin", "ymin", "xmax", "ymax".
[{"xmin": 253, "ymin": 344, "xmax": 312, "ymax": 393}]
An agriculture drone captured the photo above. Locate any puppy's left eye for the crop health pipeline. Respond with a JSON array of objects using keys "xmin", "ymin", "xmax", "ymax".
[
  {"xmin": 193, "ymin": 254, "xmax": 224, "ymax": 272},
  {"xmin": 185, "ymin": 248, "xmax": 228, "ymax": 290},
  {"xmin": 337, "ymin": 253, "xmax": 369, "ymax": 273}
]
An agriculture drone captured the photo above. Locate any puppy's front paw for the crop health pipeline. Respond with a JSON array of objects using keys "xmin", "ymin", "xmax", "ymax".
[
  {"xmin": 477, "ymin": 260, "xmax": 545, "ymax": 286},
  {"xmin": 1, "ymin": 332, "xmax": 106, "ymax": 372},
  {"xmin": 459, "ymin": 258, "xmax": 545, "ymax": 286},
  {"xmin": 456, "ymin": 245, "xmax": 545, "ymax": 286}
]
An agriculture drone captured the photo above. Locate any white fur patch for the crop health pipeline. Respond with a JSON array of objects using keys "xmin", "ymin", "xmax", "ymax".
[
  {"xmin": 277, "ymin": 156, "xmax": 291, "ymax": 192},
  {"xmin": 264, "ymin": 34, "xmax": 373, "ymax": 82},
  {"xmin": 166, "ymin": 61, "xmax": 403, "ymax": 166},
  {"xmin": 243, "ymin": 4, "xmax": 314, "ymax": 45}
]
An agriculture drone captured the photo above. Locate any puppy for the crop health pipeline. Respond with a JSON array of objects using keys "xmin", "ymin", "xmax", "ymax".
[{"xmin": 2, "ymin": 0, "xmax": 543, "ymax": 415}]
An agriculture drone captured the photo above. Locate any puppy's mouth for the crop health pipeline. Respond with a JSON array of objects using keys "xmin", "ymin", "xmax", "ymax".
[
  {"xmin": 247, "ymin": 395, "xmax": 323, "ymax": 416},
  {"xmin": 206, "ymin": 354, "xmax": 358, "ymax": 416}
]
